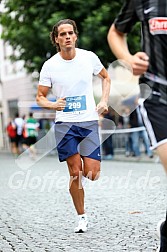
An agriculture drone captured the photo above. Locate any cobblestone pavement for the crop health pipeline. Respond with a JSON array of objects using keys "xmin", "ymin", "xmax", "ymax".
[{"xmin": 0, "ymin": 152, "xmax": 166, "ymax": 252}]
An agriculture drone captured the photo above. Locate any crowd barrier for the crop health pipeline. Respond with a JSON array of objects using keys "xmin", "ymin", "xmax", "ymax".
[
  {"xmin": 100, "ymin": 126, "xmax": 145, "ymax": 135},
  {"xmin": 2, "ymin": 127, "xmax": 146, "ymax": 153},
  {"xmin": 100, "ymin": 126, "xmax": 146, "ymax": 153}
]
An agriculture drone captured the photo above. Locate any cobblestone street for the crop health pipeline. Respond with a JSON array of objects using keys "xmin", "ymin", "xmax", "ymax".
[{"xmin": 0, "ymin": 152, "xmax": 166, "ymax": 252}]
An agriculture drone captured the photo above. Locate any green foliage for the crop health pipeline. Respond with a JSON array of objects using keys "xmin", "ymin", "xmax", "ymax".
[{"xmin": 1, "ymin": 0, "xmax": 140, "ymax": 73}]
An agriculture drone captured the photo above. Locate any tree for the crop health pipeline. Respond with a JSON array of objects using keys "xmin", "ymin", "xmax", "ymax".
[{"xmin": 1, "ymin": 0, "xmax": 140, "ymax": 73}]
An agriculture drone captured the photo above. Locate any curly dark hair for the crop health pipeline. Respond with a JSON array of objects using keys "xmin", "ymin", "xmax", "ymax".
[{"xmin": 50, "ymin": 19, "xmax": 79, "ymax": 52}]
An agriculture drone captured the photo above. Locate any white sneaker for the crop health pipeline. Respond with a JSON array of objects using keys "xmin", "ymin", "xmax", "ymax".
[{"xmin": 74, "ymin": 214, "xmax": 88, "ymax": 233}]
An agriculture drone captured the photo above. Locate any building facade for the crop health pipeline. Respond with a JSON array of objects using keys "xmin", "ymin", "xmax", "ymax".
[{"xmin": 0, "ymin": 25, "xmax": 37, "ymax": 149}]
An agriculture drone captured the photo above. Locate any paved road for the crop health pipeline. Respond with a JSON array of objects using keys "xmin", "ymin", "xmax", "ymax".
[{"xmin": 0, "ymin": 152, "xmax": 166, "ymax": 252}]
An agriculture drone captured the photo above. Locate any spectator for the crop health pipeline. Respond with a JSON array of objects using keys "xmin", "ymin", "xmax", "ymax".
[
  {"xmin": 23, "ymin": 112, "xmax": 39, "ymax": 159},
  {"xmin": 14, "ymin": 112, "xmax": 24, "ymax": 154},
  {"xmin": 101, "ymin": 107, "xmax": 115, "ymax": 160},
  {"xmin": 6, "ymin": 118, "xmax": 17, "ymax": 155},
  {"xmin": 129, "ymin": 107, "xmax": 153, "ymax": 158},
  {"xmin": 119, "ymin": 108, "xmax": 133, "ymax": 157}
]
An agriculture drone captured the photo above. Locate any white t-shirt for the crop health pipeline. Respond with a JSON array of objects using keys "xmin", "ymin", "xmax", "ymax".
[
  {"xmin": 14, "ymin": 117, "xmax": 24, "ymax": 135},
  {"xmin": 39, "ymin": 48, "xmax": 103, "ymax": 122}
]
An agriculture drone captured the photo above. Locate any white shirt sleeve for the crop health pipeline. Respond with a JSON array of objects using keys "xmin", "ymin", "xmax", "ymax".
[
  {"xmin": 91, "ymin": 52, "xmax": 104, "ymax": 75},
  {"xmin": 39, "ymin": 62, "xmax": 52, "ymax": 87}
]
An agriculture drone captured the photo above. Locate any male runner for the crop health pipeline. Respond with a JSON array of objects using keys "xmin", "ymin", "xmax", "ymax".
[
  {"xmin": 107, "ymin": 1, "xmax": 167, "ymax": 251},
  {"xmin": 36, "ymin": 19, "xmax": 110, "ymax": 233}
]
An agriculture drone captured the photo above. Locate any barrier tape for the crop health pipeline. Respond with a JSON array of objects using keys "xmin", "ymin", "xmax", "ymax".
[{"xmin": 100, "ymin": 126, "xmax": 145, "ymax": 134}]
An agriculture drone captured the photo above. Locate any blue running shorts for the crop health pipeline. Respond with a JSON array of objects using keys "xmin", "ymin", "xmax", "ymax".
[{"xmin": 54, "ymin": 120, "xmax": 101, "ymax": 162}]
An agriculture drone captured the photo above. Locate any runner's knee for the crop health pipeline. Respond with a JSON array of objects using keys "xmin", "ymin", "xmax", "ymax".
[
  {"xmin": 68, "ymin": 164, "xmax": 82, "ymax": 178},
  {"xmin": 84, "ymin": 166, "xmax": 100, "ymax": 181}
]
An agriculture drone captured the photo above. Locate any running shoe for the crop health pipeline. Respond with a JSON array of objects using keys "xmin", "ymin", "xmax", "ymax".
[
  {"xmin": 74, "ymin": 214, "xmax": 88, "ymax": 233},
  {"xmin": 156, "ymin": 220, "xmax": 167, "ymax": 252}
]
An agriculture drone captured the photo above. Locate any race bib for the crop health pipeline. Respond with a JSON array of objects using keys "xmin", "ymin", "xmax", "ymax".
[{"xmin": 63, "ymin": 95, "xmax": 87, "ymax": 114}]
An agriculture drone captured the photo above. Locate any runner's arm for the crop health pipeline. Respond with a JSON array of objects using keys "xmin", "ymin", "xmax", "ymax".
[
  {"xmin": 36, "ymin": 85, "xmax": 66, "ymax": 111},
  {"xmin": 107, "ymin": 24, "xmax": 149, "ymax": 76},
  {"xmin": 96, "ymin": 67, "xmax": 111, "ymax": 114}
]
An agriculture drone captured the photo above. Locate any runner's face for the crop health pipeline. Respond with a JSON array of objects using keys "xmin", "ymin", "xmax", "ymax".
[{"xmin": 55, "ymin": 24, "xmax": 77, "ymax": 51}]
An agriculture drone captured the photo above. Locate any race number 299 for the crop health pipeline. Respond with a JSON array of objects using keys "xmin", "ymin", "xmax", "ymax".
[{"xmin": 63, "ymin": 95, "xmax": 86, "ymax": 113}]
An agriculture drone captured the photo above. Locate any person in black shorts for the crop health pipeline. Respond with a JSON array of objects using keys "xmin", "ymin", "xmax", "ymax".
[{"xmin": 107, "ymin": 1, "xmax": 167, "ymax": 251}]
